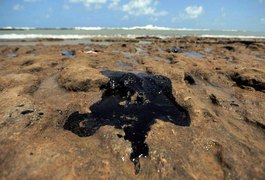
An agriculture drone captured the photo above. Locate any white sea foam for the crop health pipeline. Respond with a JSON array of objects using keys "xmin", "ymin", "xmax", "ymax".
[
  {"xmin": 20, "ymin": 25, "xmax": 209, "ymax": 31},
  {"xmin": 74, "ymin": 27, "xmax": 103, "ymax": 30},
  {"xmin": 0, "ymin": 34, "xmax": 138, "ymax": 39},
  {"xmin": 2, "ymin": 26, "xmax": 13, "ymax": 30},
  {"xmin": 0, "ymin": 33, "xmax": 264, "ymax": 40},
  {"xmin": 119, "ymin": 25, "xmax": 211, "ymax": 31},
  {"xmin": 120, "ymin": 25, "xmax": 173, "ymax": 30},
  {"xmin": 72, "ymin": 25, "xmax": 173, "ymax": 30},
  {"xmin": 0, "ymin": 26, "xmax": 255, "ymax": 33},
  {"xmin": 2, "ymin": 27, "xmax": 36, "ymax": 30}
]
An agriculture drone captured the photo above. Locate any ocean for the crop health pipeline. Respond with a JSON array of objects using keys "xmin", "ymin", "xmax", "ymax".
[{"xmin": 0, "ymin": 25, "xmax": 265, "ymax": 39}]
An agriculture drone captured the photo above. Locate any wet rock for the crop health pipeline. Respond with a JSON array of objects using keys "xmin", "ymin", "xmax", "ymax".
[
  {"xmin": 64, "ymin": 71, "xmax": 190, "ymax": 174},
  {"xmin": 170, "ymin": 48, "xmax": 183, "ymax": 53},
  {"xmin": 58, "ymin": 64, "xmax": 109, "ymax": 91},
  {"xmin": 61, "ymin": 49, "xmax": 76, "ymax": 58}
]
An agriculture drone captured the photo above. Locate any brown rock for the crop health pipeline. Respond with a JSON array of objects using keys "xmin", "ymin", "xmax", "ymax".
[
  {"xmin": 57, "ymin": 64, "xmax": 109, "ymax": 91},
  {"xmin": 0, "ymin": 73, "xmax": 40, "ymax": 94}
]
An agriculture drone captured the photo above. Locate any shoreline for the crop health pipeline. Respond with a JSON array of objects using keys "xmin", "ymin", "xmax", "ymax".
[
  {"xmin": 1, "ymin": 35, "xmax": 265, "ymax": 41},
  {"xmin": 1, "ymin": 36, "xmax": 265, "ymax": 46}
]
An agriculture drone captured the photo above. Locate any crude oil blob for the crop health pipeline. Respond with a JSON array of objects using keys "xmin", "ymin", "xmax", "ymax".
[
  {"xmin": 64, "ymin": 71, "xmax": 191, "ymax": 174},
  {"xmin": 21, "ymin": 110, "xmax": 34, "ymax": 115}
]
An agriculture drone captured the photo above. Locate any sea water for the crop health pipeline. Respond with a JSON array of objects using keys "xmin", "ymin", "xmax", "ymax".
[{"xmin": 0, "ymin": 25, "xmax": 265, "ymax": 40}]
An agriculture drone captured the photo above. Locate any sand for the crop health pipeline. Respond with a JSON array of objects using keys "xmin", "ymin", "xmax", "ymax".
[{"xmin": 0, "ymin": 37, "xmax": 265, "ymax": 179}]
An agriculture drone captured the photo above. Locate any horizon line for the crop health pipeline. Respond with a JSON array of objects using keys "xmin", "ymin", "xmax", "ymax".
[{"xmin": 1, "ymin": 25, "xmax": 263, "ymax": 32}]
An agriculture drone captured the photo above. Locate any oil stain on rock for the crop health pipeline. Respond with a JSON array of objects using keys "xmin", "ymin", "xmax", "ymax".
[{"xmin": 63, "ymin": 71, "xmax": 191, "ymax": 174}]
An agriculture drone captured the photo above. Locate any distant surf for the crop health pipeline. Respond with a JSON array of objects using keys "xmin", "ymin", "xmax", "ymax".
[{"xmin": 1, "ymin": 25, "xmax": 265, "ymax": 39}]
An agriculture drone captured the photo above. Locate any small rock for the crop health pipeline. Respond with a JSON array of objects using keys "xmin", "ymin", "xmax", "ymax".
[
  {"xmin": 16, "ymin": 104, "xmax": 25, "ymax": 107},
  {"xmin": 184, "ymin": 96, "xmax": 192, "ymax": 101}
]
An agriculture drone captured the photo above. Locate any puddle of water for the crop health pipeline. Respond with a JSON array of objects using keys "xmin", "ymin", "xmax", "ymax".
[
  {"xmin": 184, "ymin": 52, "xmax": 205, "ymax": 59},
  {"xmin": 61, "ymin": 49, "xmax": 76, "ymax": 58},
  {"xmin": 64, "ymin": 71, "xmax": 191, "ymax": 174}
]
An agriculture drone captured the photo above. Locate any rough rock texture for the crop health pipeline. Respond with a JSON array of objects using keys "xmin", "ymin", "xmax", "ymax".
[
  {"xmin": 0, "ymin": 37, "xmax": 265, "ymax": 179},
  {"xmin": 0, "ymin": 73, "xmax": 40, "ymax": 94},
  {"xmin": 58, "ymin": 63, "xmax": 109, "ymax": 91}
]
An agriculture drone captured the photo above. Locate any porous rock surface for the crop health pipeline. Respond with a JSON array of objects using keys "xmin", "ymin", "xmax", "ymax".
[{"xmin": 0, "ymin": 37, "xmax": 264, "ymax": 179}]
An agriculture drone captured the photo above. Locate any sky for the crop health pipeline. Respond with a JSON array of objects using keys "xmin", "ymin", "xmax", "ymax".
[{"xmin": 0, "ymin": 0, "xmax": 265, "ymax": 31}]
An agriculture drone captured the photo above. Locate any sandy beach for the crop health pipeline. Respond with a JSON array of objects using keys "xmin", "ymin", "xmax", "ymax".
[{"xmin": 0, "ymin": 37, "xmax": 265, "ymax": 179}]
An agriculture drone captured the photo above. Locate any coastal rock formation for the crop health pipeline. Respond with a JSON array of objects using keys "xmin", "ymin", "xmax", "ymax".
[
  {"xmin": 0, "ymin": 37, "xmax": 264, "ymax": 179},
  {"xmin": 58, "ymin": 63, "xmax": 109, "ymax": 91}
]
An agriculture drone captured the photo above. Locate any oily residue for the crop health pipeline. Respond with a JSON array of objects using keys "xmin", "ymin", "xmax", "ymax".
[
  {"xmin": 63, "ymin": 71, "xmax": 191, "ymax": 174},
  {"xmin": 21, "ymin": 110, "xmax": 34, "ymax": 115}
]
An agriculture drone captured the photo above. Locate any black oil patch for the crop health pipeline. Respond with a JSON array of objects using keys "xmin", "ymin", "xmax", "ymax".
[
  {"xmin": 64, "ymin": 71, "xmax": 191, "ymax": 174},
  {"xmin": 21, "ymin": 110, "xmax": 34, "ymax": 115}
]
